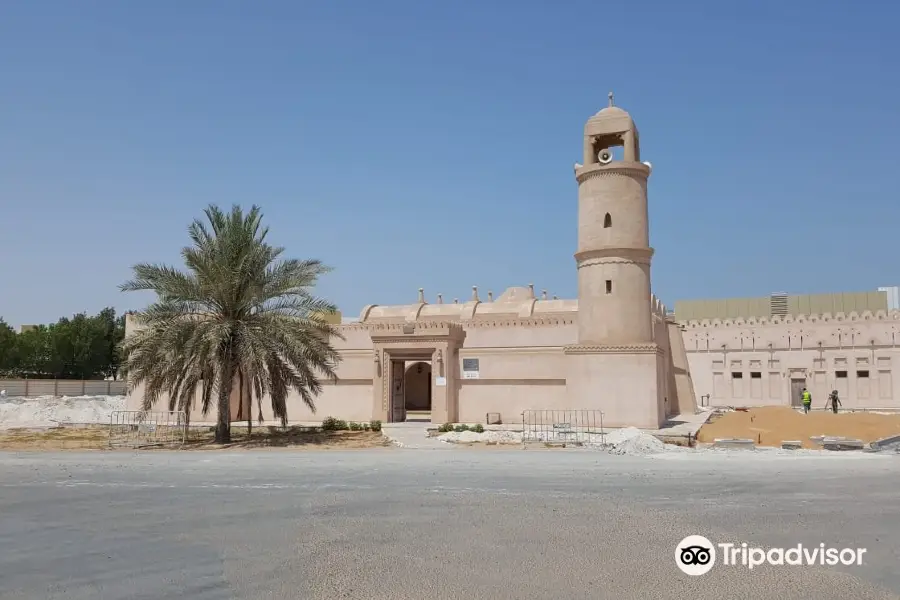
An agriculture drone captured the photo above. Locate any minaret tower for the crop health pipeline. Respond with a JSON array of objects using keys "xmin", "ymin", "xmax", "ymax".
[
  {"xmin": 565, "ymin": 93, "xmax": 664, "ymax": 429},
  {"xmin": 575, "ymin": 92, "xmax": 652, "ymax": 345}
]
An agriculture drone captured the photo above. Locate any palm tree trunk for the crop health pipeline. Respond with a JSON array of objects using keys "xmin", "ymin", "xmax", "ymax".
[
  {"xmin": 215, "ymin": 352, "xmax": 234, "ymax": 444},
  {"xmin": 241, "ymin": 369, "xmax": 252, "ymax": 438}
]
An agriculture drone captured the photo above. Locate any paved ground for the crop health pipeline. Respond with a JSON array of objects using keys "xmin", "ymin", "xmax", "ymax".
[
  {"xmin": 381, "ymin": 422, "xmax": 453, "ymax": 448},
  {"xmin": 0, "ymin": 449, "xmax": 897, "ymax": 600}
]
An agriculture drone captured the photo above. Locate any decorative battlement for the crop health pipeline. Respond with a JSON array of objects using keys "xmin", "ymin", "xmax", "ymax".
[
  {"xmin": 564, "ymin": 343, "xmax": 662, "ymax": 355},
  {"xmin": 679, "ymin": 309, "xmax": 900, "ymax": 329},
  {"xmin": 338, "ymin": 316, "xmax": 577, "ymax": 332}
]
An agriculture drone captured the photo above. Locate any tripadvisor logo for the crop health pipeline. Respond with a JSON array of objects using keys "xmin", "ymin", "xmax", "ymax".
[
  {"xmin": 675, "ymin": 536, "xmax": 867, "ymax": 575},
  {"xmin": 676, "ymin": 535, "xmax": 716, "ymax": 576}
]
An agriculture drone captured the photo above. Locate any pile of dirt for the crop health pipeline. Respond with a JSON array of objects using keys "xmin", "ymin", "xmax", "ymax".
[{"xmin": 697, "ymin": 406, "xmax": 900, "ymax": 449}]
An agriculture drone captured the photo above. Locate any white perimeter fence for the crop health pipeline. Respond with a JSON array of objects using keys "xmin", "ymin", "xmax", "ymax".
[{"xmin": 0, "ymin": 379, "xmax": 127, "ymax": 397}]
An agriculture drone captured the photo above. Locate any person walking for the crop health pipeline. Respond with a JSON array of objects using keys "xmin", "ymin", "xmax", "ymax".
[
  {"xmin": 828, "ymin": 389, "xmax": 841, "ymax": 414},
  {"xmin": 801, "ymin": 387, "xmax": 812, "ymax": 414}
]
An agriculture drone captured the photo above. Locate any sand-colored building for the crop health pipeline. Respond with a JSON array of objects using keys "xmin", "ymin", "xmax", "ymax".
[
  {"xmin": 126, "ymin": 95, "xmax": 697, "ymax": 428},
  {"xmin": 676, "ymin": 289, "xmax": 900, "ymax": 410}
]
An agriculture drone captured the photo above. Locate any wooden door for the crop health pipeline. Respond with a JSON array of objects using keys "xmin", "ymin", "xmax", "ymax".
[
  {"xmin": 391, "ymin": 360, "xmax": 406, "ymax": 422},
  {"xmin": 790, "ymin": 379, "xmax": 806, "ymax": 407}
]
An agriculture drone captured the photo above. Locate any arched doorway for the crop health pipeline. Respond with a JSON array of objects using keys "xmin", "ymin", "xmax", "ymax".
[{"xmin": 404, "ymin": 361, "xmax": 432, "ymax": 418}]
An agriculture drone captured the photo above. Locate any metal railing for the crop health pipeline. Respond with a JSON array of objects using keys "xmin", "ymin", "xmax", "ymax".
[
  {"xmin": 108, "ymin": 410, "xmax": 186, "ymax": 449},
  {"xmin": 521, "ymin": 410, "xmax": 605, "ymax": 446}
]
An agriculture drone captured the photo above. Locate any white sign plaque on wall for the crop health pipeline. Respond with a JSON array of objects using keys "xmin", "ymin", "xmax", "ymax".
[
  {"xmin": 435, "ymin": 376, "xmax": 447, "ymax": 387},
  {"xmin": 462, "ymin": 358, "xmax": 480, "ymax": 379}
]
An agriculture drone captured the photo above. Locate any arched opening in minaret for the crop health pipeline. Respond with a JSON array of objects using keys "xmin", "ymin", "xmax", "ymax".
[
  {"xmin": 606, "ymin": 280, "xmax": 613, "ymax": 294},
  {"xmin": 603, "ymin": 213, "xmax": 612, "ymax": 228}
]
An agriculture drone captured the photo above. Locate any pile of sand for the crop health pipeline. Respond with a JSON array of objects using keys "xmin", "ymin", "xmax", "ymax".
[
  {"xmin": 0, "ymin": 395, "xmax": 126, "ymax": 429},
  {"xmin": 697, "ymin": 406, "xmax": 900, "ymax": 449}
]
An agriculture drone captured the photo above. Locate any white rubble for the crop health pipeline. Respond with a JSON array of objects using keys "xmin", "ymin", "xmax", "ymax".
[
  {"xmin": 602, "ymin": 427, "xmax": 669, "ymax": 455},
  {"xmin": 437, "ymin": 430, "xmax": 523, "ymax": 445},
  {"xmin": 0, "ymin": 395, "xmax": 126, "ymax": 429},
  {"xmin": 436, "ymin": 425, "xmax": 674, "ymax": 456}
]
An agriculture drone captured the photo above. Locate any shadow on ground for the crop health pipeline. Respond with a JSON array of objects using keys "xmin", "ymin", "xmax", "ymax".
[
  {"xmin": 183, "ymin": 427, "xmax": 391, "ymax": 450},
  {"xmin": 0, "ymin": 425, "xmax": 392, "ymax": 451}
]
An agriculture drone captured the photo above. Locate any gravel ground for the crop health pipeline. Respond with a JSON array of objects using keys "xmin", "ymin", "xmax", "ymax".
[{"xmin": 0, "ymin": 450, "xmax": 897, "ymax": 600}]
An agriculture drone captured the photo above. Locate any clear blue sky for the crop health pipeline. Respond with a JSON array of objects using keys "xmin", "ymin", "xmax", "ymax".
[{"xmin": 1, "ymin": 0, "xmax": 897, "ymax": 327}]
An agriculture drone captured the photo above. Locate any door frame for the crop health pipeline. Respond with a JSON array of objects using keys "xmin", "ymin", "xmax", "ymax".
[{"xmin": 370, "ymin": 322, "xmax": 466, "ymax": 424}]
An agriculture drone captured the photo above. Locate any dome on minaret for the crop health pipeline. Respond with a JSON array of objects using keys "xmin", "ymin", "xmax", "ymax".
[
  {"xmin": 586, "ymin": 92, "xmax": 634, "ymax": 128},
  {"xmin": 592, "ymin": 105, "xmax": 629, "ymax": 118}
]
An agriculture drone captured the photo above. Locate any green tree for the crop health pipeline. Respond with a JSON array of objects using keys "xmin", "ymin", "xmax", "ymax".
[
  {"xmin": 15, "ymin": 326, "xmax": 52, "ymax": 376},
  {"xmin": 0, "ymin": 319, "xmax": 17, "ymax": 375},
  {"xmin": 49, "ymin": 312, "xmax": 110, "ymax": 379},
  {"xmin": 1, "ymin": 309, "xmax": 127, "ymax": 380},
  {"xmin": 93, "ymin": 308, "xmax": 126, "ymax": 380},
  {"xmin": 120, "ymin": 204, "xmax": 342, "ymax": 444}
]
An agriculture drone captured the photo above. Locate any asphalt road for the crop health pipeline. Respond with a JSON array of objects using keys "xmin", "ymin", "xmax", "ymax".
[{"xmin": 0, "ymin": 449, "xmax": 898, "ymax": 600}]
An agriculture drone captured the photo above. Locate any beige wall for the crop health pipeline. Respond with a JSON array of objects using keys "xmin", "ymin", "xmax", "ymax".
[
  {"xmin": 679, "ymin": 310, "xmax": 900, "ymax": 409},
  {"xmin": 125, "ymin": 305, "xmax": 900, "ymax": 424},
  {"xmin": 125, "ymin": 299, "xmax": 690, "ymax": 428},
  {"xmin": 457, "ymin": 347, "xmax": 569, "ymax": 424}
]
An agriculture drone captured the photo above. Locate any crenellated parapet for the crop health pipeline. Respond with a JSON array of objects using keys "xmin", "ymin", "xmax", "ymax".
[
  {"xmin": 463, "ymin": 316, "xmax": 576, "ymax": 328},
  {"xmin": 678, "ymin": 309, "xmax": 900, "ymax": 352},
  {"xmin": 337, "ymin": 315, "xmax": 576, "ymax": 332},
  {"xmin": 679, "ymin": 309, "xmax": 900, "ymax": 329}
]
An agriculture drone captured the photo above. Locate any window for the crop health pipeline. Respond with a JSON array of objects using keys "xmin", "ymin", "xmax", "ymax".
[
  {"xmin": 731, "ymin": 372, "xmax": 743, "ymax": 379},
  {"xmin": 750, "ymin": 372, "xmax": 761, "ymax": 379},
  {"xmin": 605, "ymin": 280, "xmax": 612, "ymax": 294},
  {"xmin": 857, "ymin": 370, "xmax": 870, "ymax": 378},
  {"xmin": 836, "ymin": 371, "xmax": 848, "ymax": 378},
  {"xmin": 603, "ymin": 213, "xmax": 612, "ymax": 228}
]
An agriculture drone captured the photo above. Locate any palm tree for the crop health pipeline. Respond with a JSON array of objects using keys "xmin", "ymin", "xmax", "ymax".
[{"xmin": 120, "ymin": 204, "xmax": 342, "ymax": 444}]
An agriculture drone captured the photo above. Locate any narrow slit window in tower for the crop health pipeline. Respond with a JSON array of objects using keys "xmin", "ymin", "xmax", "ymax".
[
  {"xmin": 605, "ymin": 280, "xmax": 612, "ymax": 294},
  {"xmin": 603, "ymin": 213, "xmax": 612, "ymax": 228}
]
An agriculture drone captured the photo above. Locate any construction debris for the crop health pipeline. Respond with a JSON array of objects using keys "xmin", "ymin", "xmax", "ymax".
[
  {"xmin": 697, "ymin": 406, "xmax": 900, "ymax": 449},
  {"xmin": 713, "ymin": 438, "xmax": 755, "ymax": 450}
]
